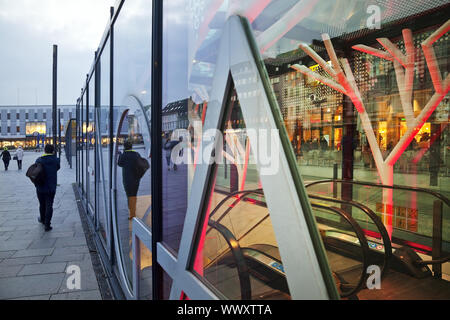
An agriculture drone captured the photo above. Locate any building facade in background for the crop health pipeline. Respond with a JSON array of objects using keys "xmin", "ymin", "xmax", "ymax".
[{"xmin": 0, "ymin": 105, "xmax": 78, "ymax": 148}]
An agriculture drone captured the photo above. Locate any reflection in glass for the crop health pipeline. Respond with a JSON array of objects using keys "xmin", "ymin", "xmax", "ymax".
[
  {"xmin": 88, "ymin": 74, "xmax": 96, "ymax": 215},
  {"xmin": 191, "ymin": 85, "xmax": 291, "ymax": 300},
  {"xmin": 114, "ymin": 107, "xmax": 151, "ymax": 282},
  {"xmin": 112, "ymin": 0, "xmax": 152, "ymax": 290},
  {"xmin": 97, "ymin": 39, "xmax": 111, "ymax": 242}
]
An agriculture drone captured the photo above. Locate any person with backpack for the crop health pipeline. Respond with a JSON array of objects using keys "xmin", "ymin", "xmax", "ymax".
[
  {"xmin": 15, "ymin": 145, "xmax": 24, "ymax": 170},
  {"xmin": 0, "ymin": 147, "xmax": 11, "ymax": 171},
  {"xmin": 118, "ymin": 140, "xmax": 149, "ymax": 220},
  {"xmin": 163, "ymin": 134, "xmax": 181, "ymax": 171},
  {"xmin": 35, "ymin": 144, "xmax": 60, "ymax": 231}
]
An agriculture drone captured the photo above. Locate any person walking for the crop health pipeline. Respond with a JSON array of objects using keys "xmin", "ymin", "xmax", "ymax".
[
  {"xmin": 35, "ymin": 144, "xmax": 60, "ymax": 231},
  {"xmin": 0, "ymin": 147, "xmax": 11, "ymax": 171},
  {"xmin": 118, "ymin": 140, "xmax": 148, "ymax": 220},
  {"xmin": 15, "ymin": 145, "xmax": 24, "ymax": 170},
  {"xmin": 163, "ymin": 134, "xmax": 181, "ymax": 171}
]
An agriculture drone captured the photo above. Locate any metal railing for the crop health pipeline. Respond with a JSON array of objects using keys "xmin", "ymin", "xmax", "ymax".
[{"xmin": 305, "ymin": 179, "xmax": 449, "ymax": 278}]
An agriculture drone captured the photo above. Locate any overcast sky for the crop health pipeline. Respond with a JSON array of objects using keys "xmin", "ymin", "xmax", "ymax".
[{"xmin": 0, "ymin": 0, "xmax": 116, "ymax": 106}]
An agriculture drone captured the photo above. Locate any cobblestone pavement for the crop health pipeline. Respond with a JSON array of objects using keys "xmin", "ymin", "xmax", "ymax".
[{"xmin": 0, "ymin": 151, "xmax": 101, "ymax": 300}]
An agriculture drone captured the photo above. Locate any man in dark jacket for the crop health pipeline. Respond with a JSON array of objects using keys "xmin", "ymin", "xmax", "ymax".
[
  {"xmin": 36, "ymin": 144, "xmax": 60, "ymax": 231},
  {"xmin": 118, "ymin": 140, "xmax": 142, "ymax": 220},
  {"xmin": 1, "ymin": 147, "xmax": 11, "ymax": 171}
]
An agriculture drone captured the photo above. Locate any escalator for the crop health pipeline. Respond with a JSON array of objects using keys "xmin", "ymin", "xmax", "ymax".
[
  {"xmin": 201, "ymin": 189, "xmax": 375, "ymax": 299},
  {"xmin": 305, "ymin": 179, "xmax": 450, "ymax": 300},
  {"xmin": 200, "ymin": 187, "xmax": 450, "ymax": 300}
]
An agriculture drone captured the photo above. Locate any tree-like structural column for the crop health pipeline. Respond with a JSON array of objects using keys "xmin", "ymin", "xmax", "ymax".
[{"xmin": 292, "ymin": 20, "xmax": 450, "ymax": 237}]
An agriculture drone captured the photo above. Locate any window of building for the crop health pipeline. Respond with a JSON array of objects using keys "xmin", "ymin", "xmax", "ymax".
[
  {"xmin": 26, "ymin": 113, "xmax": 29, "ymax": 120},
  {"xmin": 16, "ymin": 113, "xmax": 20, "ymax": 120},
  {"xmin": 7, "ymin": 126, "xmax": 10, "ymax": 133},
  {"xmin": 43, "ymin": 112, "xmax": 46, "ymax": 119},
  {"xmin": 7, "ymin": 113, "xmax": 10, "ymax": 120},
  {"xmin": 16, "ymin": 126, "xmax": 20, "ymax": 133}
]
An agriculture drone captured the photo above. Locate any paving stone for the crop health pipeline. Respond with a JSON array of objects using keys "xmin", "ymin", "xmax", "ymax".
[
  {"xmin": 41, "ymin": 231, "xmax": 75, "ymax": 239},
  {"xmin": 18, "ymin": 262, "xmax": 67, "ymax": 276},
  {"xmin": 52, "ymin": 246, "xmax": 89, "ymax": 255},
  {"xmin": 50, "ymin": 290, "xmax": 101, "ymax": 300},
  {"xmin": 0, "ymin": 265, "xmax": 24, "ymax": 278},
  {"xmin": 0, "ymin": 152, "xmax": 102, "ymax": 300},
  {"xmin": 0, "ymin": 251, "xmax": 15, "ymax": 259},
  {"xmin": 0, "ymin": 226, "xmax": 16, "ymax": 232},
  {"xmin": 0, "ymin": 240, "xmax": 33, "ymax": 251},
  {"xmin": 0, "ymin": 256, "xmax": 44, "ymax": 266},
  {"xmin": 11, "ymin": 248, "xmax": 54, "ymax": 258},
  {"xmin": 0, "ymin": 273, "xmax": 65, "ymax": 299},
  {"xmin": 54, "ymin": 237, "xmax": 87, "ymax": 248},
  {"xmin": 10, "ymin": 294, "xmax": 51, "ymax": 300},
  {"xmin": 27, "ymin": 238, "xmax": 57, "ymax": 249},
  {"xmin": 43, "ymin": 253, "xmax": 85, "ymax": 264}
]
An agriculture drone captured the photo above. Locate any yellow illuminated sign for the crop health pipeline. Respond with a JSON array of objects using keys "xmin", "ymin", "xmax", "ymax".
[{"xmin": 26, "ymin": 122, "xmax": 46, "ymax": 135}]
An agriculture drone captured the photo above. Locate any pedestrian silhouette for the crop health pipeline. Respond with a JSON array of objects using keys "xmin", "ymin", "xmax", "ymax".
[
  {"xmin": 1, "ymin": 147, "xmax": 11, "ymax": 171},
  {"xmin": 118, "ymin": 140, "xmax": 147, "ymax": 220},
  {"xmin": 15, "ymin": 146, "xmax": 24, "ymax": 170},
  {"xmin": 35, "ymin": 144, "xmax": 60, "ymax": 231}
]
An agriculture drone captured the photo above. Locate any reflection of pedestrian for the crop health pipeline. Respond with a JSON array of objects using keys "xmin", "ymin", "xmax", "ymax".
[
  {"xmin": 118, "ymin": 140, "xmax": 144, "ymax": 220},
  {"xmin": 163, "ymin": 135, "xmax": 181, "ymax": 171},
  {"xmin": 15, "ymin": 146, "xmax": 24, "ymax": 170},
  {"xmin": 1, "ymin": 147, "xmax": 11, "ymax": 171},
  {"xmin": 320, "ymin": 137, "xmax": 328, "ymax": 150},
  {"xmin": 35, "ymin": 144, "xmax": 60, "ymax": 231}
]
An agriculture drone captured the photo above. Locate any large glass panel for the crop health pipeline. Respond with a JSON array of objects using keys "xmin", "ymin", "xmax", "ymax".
[
  {"xmin": 88, "ymin": 74, "xmax": 96, "ymax": 216},
  {"xmin": 256, "ymin": 0, "xmax": 450, "ymax": 298},
  {"xmin": 98, "ymin": 38, "xmax": 111, "ymax": 243},
  {"xmin": 191, "ymin": 83, "xmax": 292, "ymax": 300},
  {"xmin": 82, "ymin": 93, "xmax": 87, "ymax": 196},
  {"xmin": 161, "ymin": 0, "xmax": 190, "ymax": 256},
  {"xmin": 113, "ymin": 0, "xmax": 152, "ymax": 288},
  {"xmin": 164, "ymin": 0, "xmax": 450, "ymax": 299}
]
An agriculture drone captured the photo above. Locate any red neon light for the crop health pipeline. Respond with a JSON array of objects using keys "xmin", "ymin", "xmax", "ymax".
[
  {"xmin": 363, "ymin": 229, "xmax": 381, "ymax": 239},
  {"xmin": 193, "ymin": 175, "xmax": 217, "ymax": 276},
  {"xmin": 403, "ymin": 240, "xmax": 432, "ymax": 253}
]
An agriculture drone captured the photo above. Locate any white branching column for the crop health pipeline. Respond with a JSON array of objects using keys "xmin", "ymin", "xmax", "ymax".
[{"xmin": 292, "ymin": 19, "xmax": 450, "ymax": 237}]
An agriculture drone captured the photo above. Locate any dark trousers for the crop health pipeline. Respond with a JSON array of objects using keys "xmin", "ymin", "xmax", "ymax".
[
  {"xmin": 37, "ymin": 191, "xmax": 56, "ymax": 227},
  {"xmin": 3, "ymin": 160, "xmax": 9, "ymax": 171},
  {"xmin": 17, "ymin": 160, "xmax": 22, "ymax": 170}
]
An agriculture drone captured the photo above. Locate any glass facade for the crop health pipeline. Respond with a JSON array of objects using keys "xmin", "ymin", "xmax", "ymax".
[{"xmin": 75, "ymin": 0, "xmax": 450, "ymax": 300}]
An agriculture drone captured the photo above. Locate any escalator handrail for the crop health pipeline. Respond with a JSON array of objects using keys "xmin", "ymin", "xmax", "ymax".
[
  {"xmin": 308, "ymin": 193, "xmax": 392, "ymax": 279},
  {"xmin": 206, "ymin": 189, "xmax": 371, "ymax": 299},
  {"xmin": 209, "ymin": 189, "xmax": 264, "ymax": 220},
  {"xmin": 305, "ymin": 179, "xmax": 450, "ymax": 208},
  {"xmin": 207, "ymin": 220, "xmax": 252, "ymax": 300},
  {"xmin": 205, "ymin": 189, "xmax": 264, "ymax": 237},
  {"xmin": 311, "ymin": 202, "xmax": 371, "ymax": 298},
  {"xmin": 415, "ymin": 255, "xmax": 450, "ymax": 265}
]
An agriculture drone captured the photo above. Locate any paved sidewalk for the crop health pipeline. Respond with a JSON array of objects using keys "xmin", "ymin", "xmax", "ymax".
[{"xmin": 0, "ymin": 151, "xmax": 101, "ymax": 300}]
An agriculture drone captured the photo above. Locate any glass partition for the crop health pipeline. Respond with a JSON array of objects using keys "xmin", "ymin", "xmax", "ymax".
[
  {"xmin": 88, "ymin": 73, "xmax": 96, "ymax": 216},
  {"xmin": 113, "ymin": 0, "xmax": 152, "ymax": 291},
  {"xmin": 98, "ymin": 38, "xmax": 111, "ymax": 243}
]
